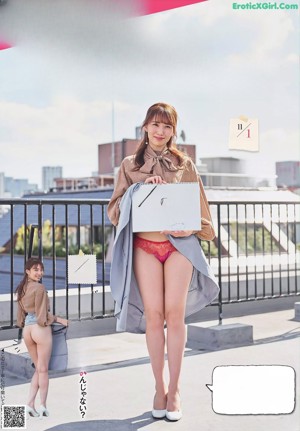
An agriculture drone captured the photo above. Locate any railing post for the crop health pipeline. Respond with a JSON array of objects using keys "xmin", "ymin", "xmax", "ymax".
[
  {"xmin": 101, "ymin": 205, "xmax": 106, "ymax": 316},
  {"xmin": 38, "ymin": 203, "xmax": 42, "ymax": 260},
  {"xmin": 65, "ymin": 204, "xmax": 69, "ymax": 320},
  {"xmin": 28, "ymin": 225, "xmax": 38, "ymax": 258},
  {"xmin": 16, "ymin": 223, "xmax": 38, "ymax": 341},
  {"xmin": 217, "ymin": 203, "xmax": 223, "ymax": 325},
  {"xmin": 10, "ymin": 204, "xmax": 14, "ymax": 327}
]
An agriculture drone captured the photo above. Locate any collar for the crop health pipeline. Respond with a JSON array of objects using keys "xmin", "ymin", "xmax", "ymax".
[{"xmin": 139, "ymin": 145, "xmax": 179, "ymax": 174}]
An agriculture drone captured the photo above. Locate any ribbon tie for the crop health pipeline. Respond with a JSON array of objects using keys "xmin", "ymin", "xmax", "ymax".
[{"xmin": 139, "ymin": 145, "xmax": 179, "ymax": 176}]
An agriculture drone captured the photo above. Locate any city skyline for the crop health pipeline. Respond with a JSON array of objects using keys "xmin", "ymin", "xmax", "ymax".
[{"xmin": 0, "ymin": 0, "xmax": 299, "ymax": 188}]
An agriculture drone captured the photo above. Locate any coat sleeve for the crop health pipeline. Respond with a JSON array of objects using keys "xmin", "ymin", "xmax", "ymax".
[
  {"xmin": 35, "ymin": 285, "xmax": 56, "ymax": 327},
  {"xmin": 107, "ymin": 159, "xmax": 133, "ymax": 226},
  {"xmin": 197, "ymin": 176, "xmax": 216, "ymax": 241},
  {"xmin": 181, "ymin": 159, "xmax": 215, "ymax": 241},
  {"xmin": 16, "ymin": 302, "xmax": 25, "ymax": 328}
]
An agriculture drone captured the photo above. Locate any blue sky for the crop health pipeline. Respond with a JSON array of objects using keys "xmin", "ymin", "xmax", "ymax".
[{"xmin": 0, "ymin": 0, "xmax": 299, "ymax": 187}]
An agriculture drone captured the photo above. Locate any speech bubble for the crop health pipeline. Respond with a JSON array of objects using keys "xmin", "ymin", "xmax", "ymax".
[{"xmin": 207, "ymin": 365, "xmax": 295, "ymax": 415}]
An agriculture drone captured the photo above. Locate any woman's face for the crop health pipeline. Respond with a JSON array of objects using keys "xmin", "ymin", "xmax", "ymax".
[
  {"xmin": 144, "ymin": 118, "xmax": 174, "ymax": 151},
  {"xmin": 26, "ymin": 264, "xmax": 44, "ymax": 282}
]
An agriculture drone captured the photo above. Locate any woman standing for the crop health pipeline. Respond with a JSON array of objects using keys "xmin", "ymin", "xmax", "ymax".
[
  {"xmin": 16, "ymin": 257, "xmax": 68, "ymax": 418},
  {"xmin": 108, "ymin": 102, "xmax": 218, "ymax": 421}
]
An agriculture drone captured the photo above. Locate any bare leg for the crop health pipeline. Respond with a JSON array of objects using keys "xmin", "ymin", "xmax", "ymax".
[
  {"xmin": 27, "ymin": 372, "xmax": 39, "ymax": 408},
  {"xmin": 133, "ymin": 248, "xmax": 167, "ymax": 409},
  {"xmin": 23, "ymin": 327, "xmax": 39, "ymax": 409},
  {"xmin": 164, "ymin": 251, "xmax": 193, "ymax": 412},
  {"xmin": 30, "ymin": 325, "xmax": 52, "ymax": 407}
]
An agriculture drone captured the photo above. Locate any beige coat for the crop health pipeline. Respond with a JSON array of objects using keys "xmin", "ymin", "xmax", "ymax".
[
  {"xmin": 107, "ymin": 146, "xmax": 215, "ymax": 241},
  {"xmin": 17, "ymin": 281, "xmax": 56, "ymax": 328}
]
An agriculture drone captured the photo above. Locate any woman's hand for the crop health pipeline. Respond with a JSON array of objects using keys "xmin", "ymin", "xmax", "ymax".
[
  {"xmin": 161, "ymin": 230, "xmax": 195, "ymax": 237},
  {"xmin": 56, "ymin": 317, "xmax": 68, "ymax": 327},
  {"xmin": 144, "ymin": 176, "xmax": 166, "ymax": 184}
]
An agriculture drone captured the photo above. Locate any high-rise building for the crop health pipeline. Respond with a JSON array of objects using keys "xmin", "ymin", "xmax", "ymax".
[
  {"xmin": 199, "ymin": 157, "xmax": 253, "ymax": 187},
  {"xmin": 0, "ymin": 173, "xmax": 4, "ymax": 197},
  {"xmin": 276, "ymin": 161, "xmax": 300, "ymax": 190},
  {"xmin": 0, "ymin": 173, "xmax": 38, "ymax": 197},
  {"xmin": 42, "ymin": 166, "xmax": 63, "ymax": 191}
]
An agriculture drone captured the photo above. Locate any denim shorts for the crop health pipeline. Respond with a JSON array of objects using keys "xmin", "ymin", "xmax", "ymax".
[{"xmin": 25, "ymin": 313, "xmax": 37, "ymax": 326}]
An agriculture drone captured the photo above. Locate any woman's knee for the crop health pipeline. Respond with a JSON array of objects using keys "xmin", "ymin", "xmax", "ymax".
[
  {"xmin": 36, "ymin": 363, "xmax": 49, "ymax": 374},
  {"xmin": 165, "ymin": 309, "xmax": 185, "ymax": 329},
  {"xmin": 145, "ymin": 309, "xmax": 165, "ymax": 329}
]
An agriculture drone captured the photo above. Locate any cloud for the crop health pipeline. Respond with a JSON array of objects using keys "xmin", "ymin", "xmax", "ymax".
[
  {"xmin": 0, "ymin": 0, "xmax": 298, "ymax": 187},
  {"xmin": 261, "ymin": 128, "xmax": 300, "ymax": 161},
  {"xmin": 286, "ymin": 53, "xmax": 299, "ymax": 64},
  {"xmin": 164, "ymin": 0, "xmax": 232, "ymax": 27},
  {"xmin": 245, "ymin": 128, "xmax": 300, "ymax": 176},
  {"xmin": 0, "ymin": 98, "xmax": 120, "ymax": 184},
  {"xmin": 227, "ymin": 9, "xmax": 296, "ymax": 68}
]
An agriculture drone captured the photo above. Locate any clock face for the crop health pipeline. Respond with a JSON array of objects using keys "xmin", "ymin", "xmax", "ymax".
[{"xmin": 229, "ymin": 118, "xmax": 259, "ymax": 152}]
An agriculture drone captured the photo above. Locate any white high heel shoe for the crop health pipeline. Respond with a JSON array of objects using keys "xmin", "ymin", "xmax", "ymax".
[
  {"xmin": 166, "ymin": 409, "xmax": 183, "ymax": 421},
  {"xmin": 26, "ymin": 405, "xmax": 39, "ymax": 417},
  {"xmin": 152, "ymin": 392, "xmax": 167, "ymax": 419},
  {"xmin": 39, "ymin": 405, "xmax": 49, "ymax": 418},
  {"xmin": 166, "ymin": 393, "xmax": 182, "ymax": 421},
  {"xmin": 152, "ymin": 408, "xmax": 166, "ymax": 419}
]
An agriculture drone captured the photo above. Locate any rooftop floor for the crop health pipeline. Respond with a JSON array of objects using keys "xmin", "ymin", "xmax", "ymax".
[{"xmin": 1, "ymin": 303, "xmax": 300, "ymax": 431}]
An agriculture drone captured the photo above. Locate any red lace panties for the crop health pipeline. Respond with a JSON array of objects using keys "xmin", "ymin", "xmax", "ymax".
[{"xmin": 133, "ymin": 236, "xmax": 177, "ymax": 264}]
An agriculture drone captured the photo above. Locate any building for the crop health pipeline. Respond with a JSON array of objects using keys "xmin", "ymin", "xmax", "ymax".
[
  {"xmin": 276, "ymin": 161, "xmax": 300, "ymax": 191},
  {"xmin": 42, "ymin": 166, "xmax": 63, "ymax": 192},
  {"xmin": 6, "ymin": 177, "xmax": 38, "ymax": 197},
  {"xmin": 0, "ymin": 173, "xmax": 4, "ymax": 197},
  {"xmin": 98, "ymin": 139, "xmax": 196, "ymax": 175},
  {"xmin": 199, "ymin": 157, "xmax": 276, "ymax": 188},
  {"xmin": 53, "ymin": 175, "xmax": 114, "ymax": 192},
  {"xmin": 0, "ymin": 173, "xmax": 38, "ymax": 197},
  {"xmin": 199, "ymin": 157, "xmax": 248, "ymax": 187}
]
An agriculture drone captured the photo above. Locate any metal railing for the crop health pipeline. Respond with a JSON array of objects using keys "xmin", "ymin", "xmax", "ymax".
[
  {"xmin": 0, "ymin": 198, "xmax": 299, "ymax": 329},
  {"xmin": 208, "ymin": 201, "xmax": 299, "ymax": 323},
  {"xmin": 0, "ymin": 198, "xmax": 112, "ymax": 329}
]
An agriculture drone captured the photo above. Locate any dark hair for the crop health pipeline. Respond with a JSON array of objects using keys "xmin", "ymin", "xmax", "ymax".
[
  {"xmin": 15, "ymin": 258, "xmax": 44, "ymax": 302},
  {"xmin": 134, "ymin": 102, "xmax": 186, "ymax": 169}
]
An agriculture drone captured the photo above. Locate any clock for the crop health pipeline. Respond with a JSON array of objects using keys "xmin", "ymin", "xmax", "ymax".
[{"xmin": 229, "ymin": 116, "xmax": 259, "ymax": 152}]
